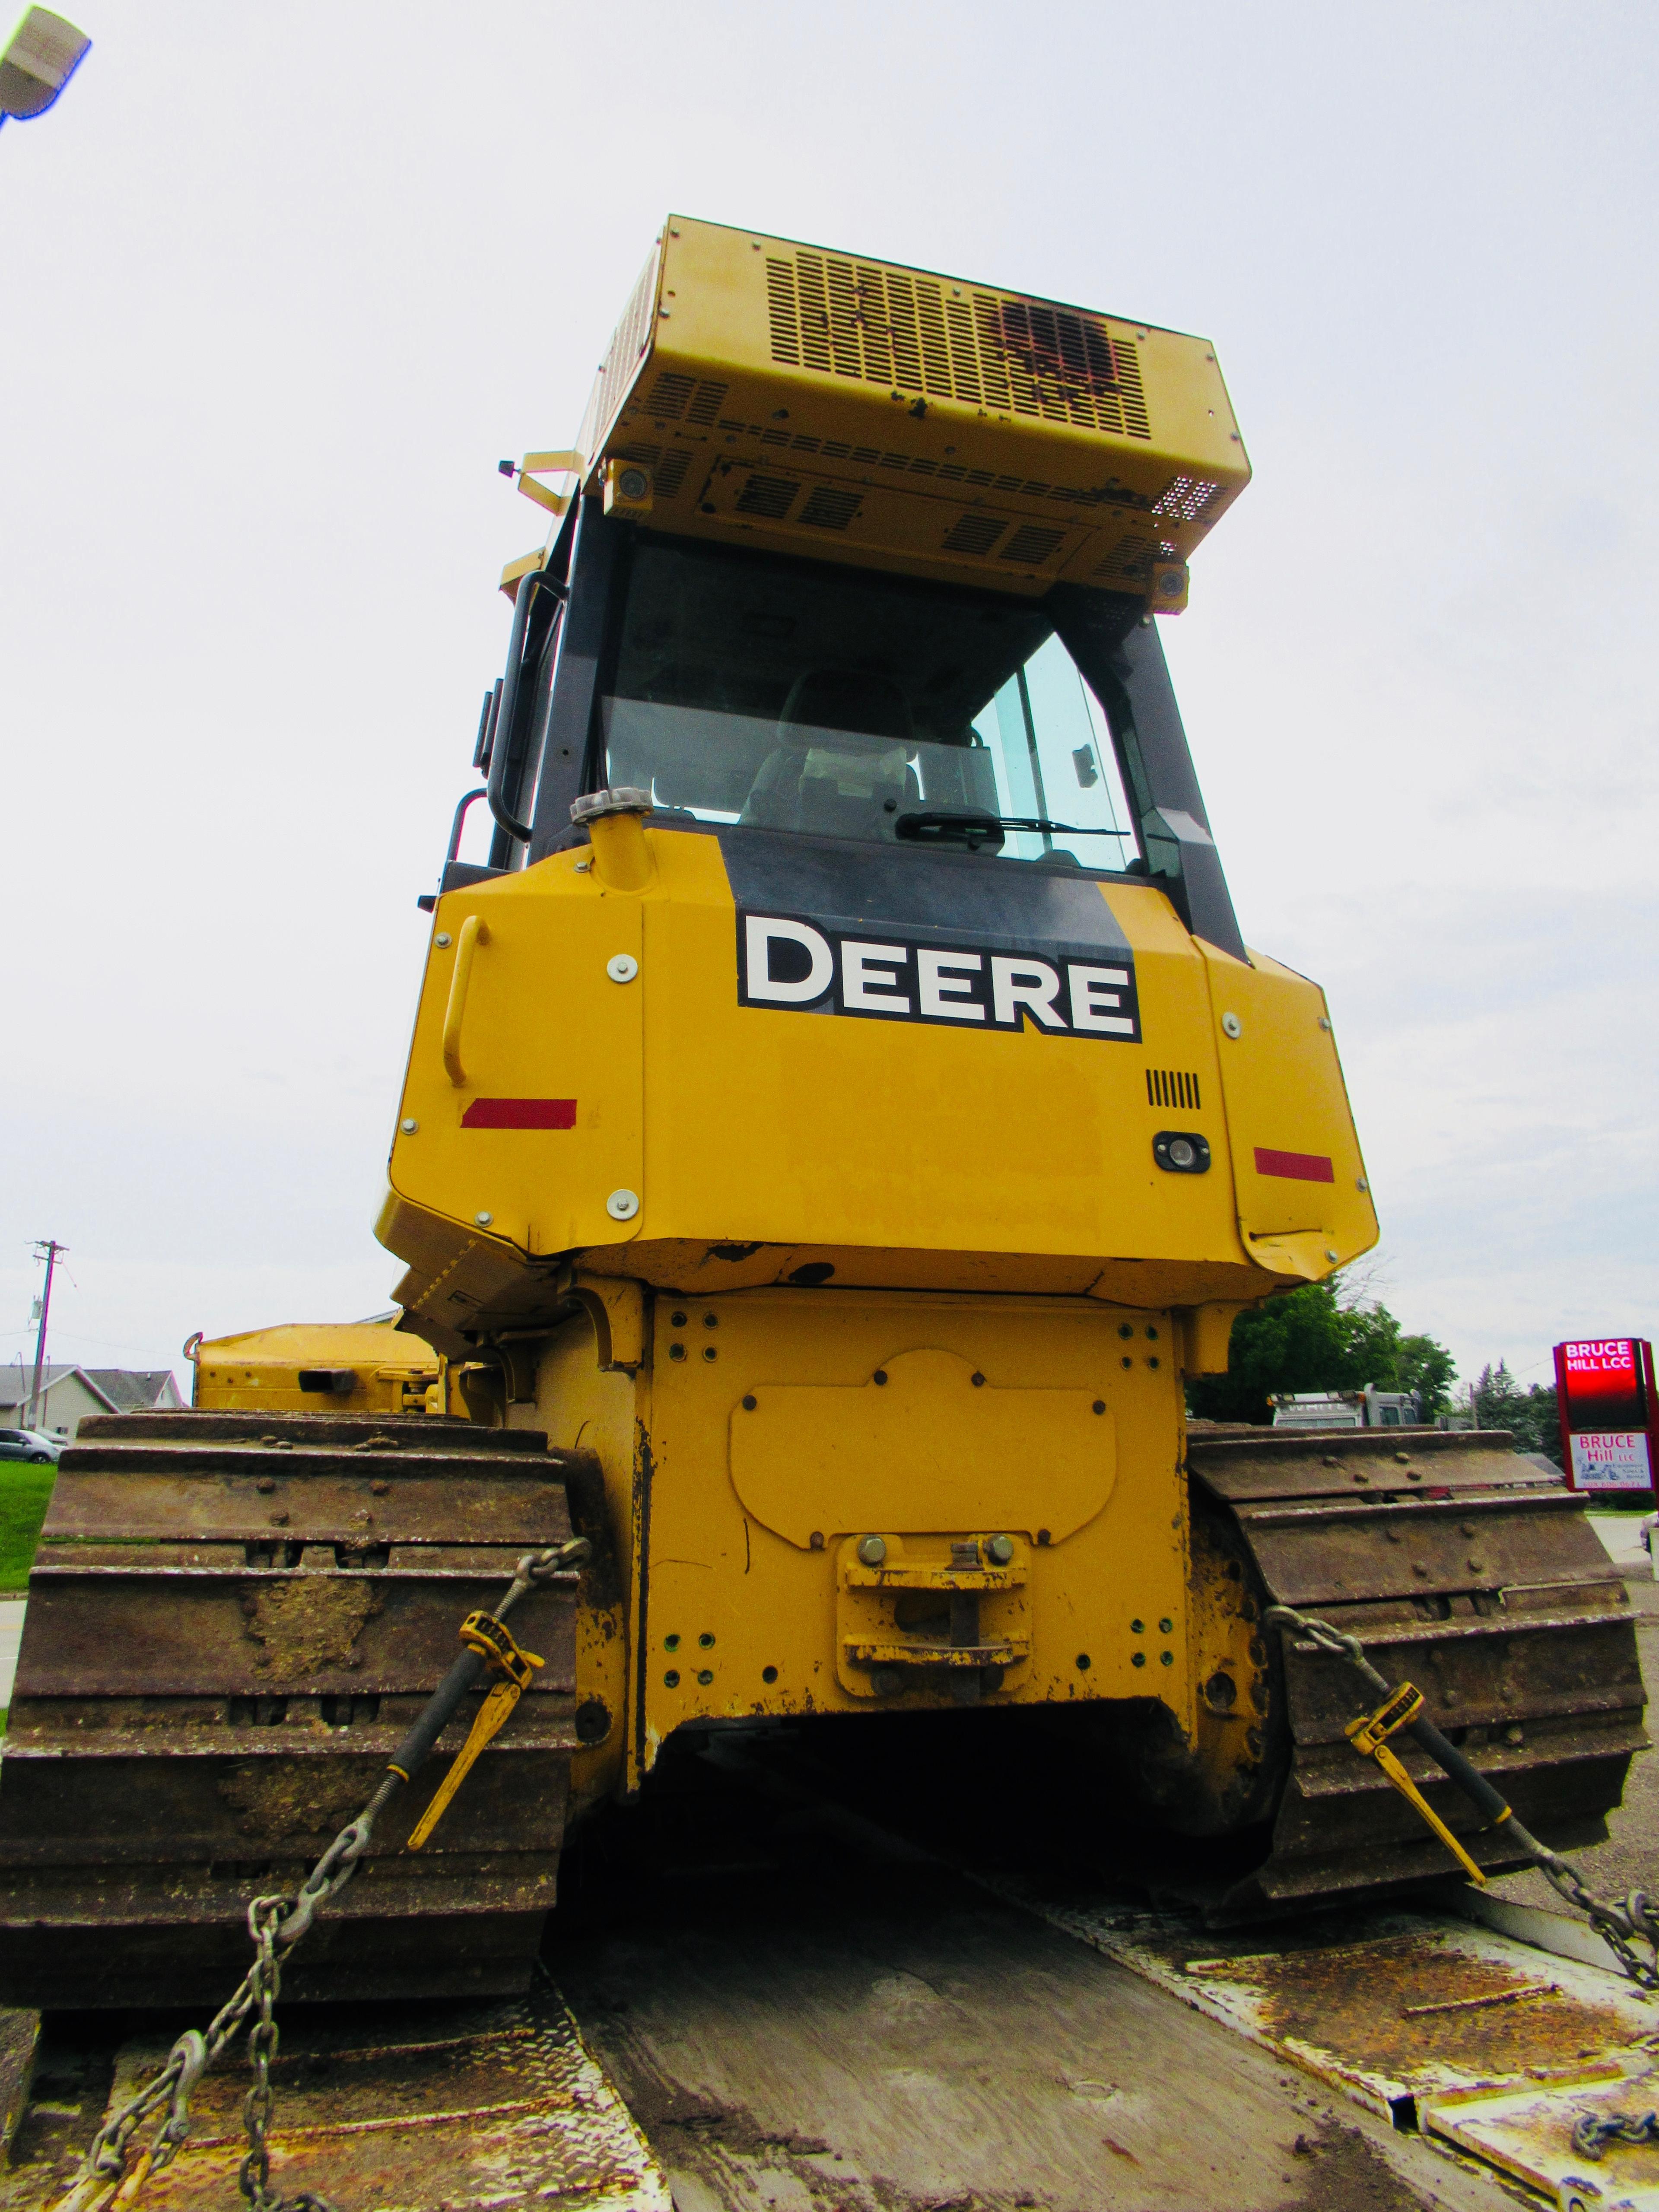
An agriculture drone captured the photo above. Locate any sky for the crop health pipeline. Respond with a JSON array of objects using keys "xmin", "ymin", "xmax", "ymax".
[{"xmin": 3, "ymin": 1, "xmax": 1655, "ymax": 1403}]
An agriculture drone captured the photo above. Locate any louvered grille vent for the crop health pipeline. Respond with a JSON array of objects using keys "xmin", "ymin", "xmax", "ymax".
[
  {"xmin": 615, "ymin": 443, "xmax": 695, "ymax": 499},
  {"xmin": 579, "ymin": 245, "xmax": 662, "ymax": 461},
  {"xmin": 1000, "ymin": 524, "xmax": 1067, "ymax": 566},
  {"xmin": 712, "ymin": 413, "xmax": 1152, "ymax": 513},
  {"xmin": 640, "ymin": 372, "xmax": 730, "ymax": 425},
  {"xmin": 941, "ymin": 514, "xmax": 1007, "ymax": 556},
  {"xmin": 1151, "ymin": 474, "xmax": 1224, "ymax": 524},
  {"xmin": 734, "ymin": 474, "xmax": 800, "ymax": 521},
  {"xmin": 1094, "ymin": 534, "xmax": 1154, "ymax": 585},
  {"xmin": 766, "ymin": 254, "xmax": 1151, "ymax": 439},
  {"xmin": 798, "ymin": 486, "xmax": 862, "ymax": 531},
  {"xmin": 1147, "ymin": 1069, "xmax": 1202, "ymax": 1110}
]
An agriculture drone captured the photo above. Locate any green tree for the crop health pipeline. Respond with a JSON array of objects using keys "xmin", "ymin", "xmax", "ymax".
[
  {"xmin": 1469, "ymin": 1362, "xmax": 1560, "ymax": 1462},
  {"xmin": 1187, "ymin": 1281, "xmax": 1456, "ymax": 1427}
]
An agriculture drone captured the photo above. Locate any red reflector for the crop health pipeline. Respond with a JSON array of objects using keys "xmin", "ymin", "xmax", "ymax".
[
  {"xmin": 461, "ymin": 1098, "xmax": 577, "ymax": 1130},
  {"xmin": 1254, "ymin": 1147, "xmax": 1335, "ymax": 1183}
]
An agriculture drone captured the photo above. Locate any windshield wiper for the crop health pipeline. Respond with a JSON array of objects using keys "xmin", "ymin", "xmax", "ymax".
[{"xmin": 894, "ymin": 808, "xmax": 1129, "ymax": 852}]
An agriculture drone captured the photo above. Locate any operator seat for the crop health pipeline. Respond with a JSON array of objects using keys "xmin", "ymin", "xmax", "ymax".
[{"xmin": 739, "ymin": 669, "xmax": 919, "ymax": 838}]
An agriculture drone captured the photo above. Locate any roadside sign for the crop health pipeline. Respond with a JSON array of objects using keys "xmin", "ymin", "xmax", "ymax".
[{"xmin": 1553, "ymin": 1338, "xmax": 1658, "ymax": 1495}]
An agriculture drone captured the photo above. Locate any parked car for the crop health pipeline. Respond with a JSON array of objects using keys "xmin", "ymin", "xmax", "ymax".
[{"xmin": 0, "ymin": 1427, "xmax": 61, "ymax": 1464}]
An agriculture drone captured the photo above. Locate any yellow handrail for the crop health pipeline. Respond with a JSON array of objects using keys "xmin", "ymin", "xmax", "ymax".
[{"xmin": 441, "ymin": 915, "xmax": 489, "ymax": 1087}]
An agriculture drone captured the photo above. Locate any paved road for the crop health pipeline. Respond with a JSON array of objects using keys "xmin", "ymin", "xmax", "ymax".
[
  {"xmin": 0, "ymin": 1603, "xmax": 22, "ymax": 1709},
  {"xmin": 1487, "ymin": 1570, "xmax": 1659, "ymax": 1913}
]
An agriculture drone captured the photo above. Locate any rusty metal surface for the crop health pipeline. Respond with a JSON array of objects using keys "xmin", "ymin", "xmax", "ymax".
[
  {"xmin": 41, "ymin": 1465, "xmax": 577, "ymax": 1547},
  {"xmin": 1189, "ymin": 1426, "xmax": 1560, "ymax": 1502},
  {"xmin": 0, "ymin": 1980, "xmax": 670, "ymax": 2212},
  {"xmin": 14, "ymin": 1571, "xmax": 575, "ymax": 1697},
  {"xmin": 0, "ymin": 1411, "xmax": 580, "ymax": 2009},
  {"xmin": 1425, "ymin": 2067, "xmax": 1659, "ymax": 2210},
  {"xmin": 1003, "ymin": 1881, "xmax": 1659, "ymax": 2124},
  {"xmin": 1189, "ymin": 1429, "xmax": 1648, "ymax": 1913},
  {"xmin": 72, "ymin": 1409, "xmax": 551, "ymax": 1455}
]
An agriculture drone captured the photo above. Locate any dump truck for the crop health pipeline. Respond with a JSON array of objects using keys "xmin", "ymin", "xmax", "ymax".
[
  {"xmin": 0, "ymin": 216, "xmax": 1641, "ymax": 2009},
  {"xmin": 1271, "ymin": 1386, "xmax": 1421, "ymax": 1430}
]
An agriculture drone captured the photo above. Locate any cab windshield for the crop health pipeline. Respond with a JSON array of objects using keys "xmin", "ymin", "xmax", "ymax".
[{"xmin": 598, "ymin": 538, "xmax": 1138, "ymax": 868}]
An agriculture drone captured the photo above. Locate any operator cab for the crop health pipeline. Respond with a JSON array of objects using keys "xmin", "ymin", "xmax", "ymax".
[{"xmin": 593, "ymin": 536, "xmax": 1138, "ymax": 870}]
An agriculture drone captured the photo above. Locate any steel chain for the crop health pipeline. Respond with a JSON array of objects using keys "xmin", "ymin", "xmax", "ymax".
[
  {"xmin": 1267, "ymin": 1602, "xmax": 1659, "ymax": 1992},
  {"xmin": 50, "ymin": 1540, "xmax": 587, "ymax": 2212},
  {"xmin": 1572, "ymin": 2108, "xmax": 1659, "ymax": 2160}
]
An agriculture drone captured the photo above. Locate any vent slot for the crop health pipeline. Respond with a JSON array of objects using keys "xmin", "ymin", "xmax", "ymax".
[
  {"xmin": 764, "ymin": 253, "xmax": 1153, "ymax": 438},
  {"xmin": 765, "ymin": 258, "xmax": 800, "ymax": 364},
  {"xmin": 640, "ymin": 372, "xmax": 697, "ymax": 420},
  {"xmin": 1146, "ymin": 1069, "xmax": 1202, "ymax": 1111},
  {"xmin": 655, "ymin": 448, "xmax": 693, "ymax": 499},
  {"xmin": 999, "ymin": 524, "xmax": 1067, "ymax": 567},
  {"xmin": 734, "ymin": 474, "xmax": 801, "ymax": 520},
  {"xmin": 1152, "ymin": 474, "xmax": 1224, "ymax": 525},
  {"xmin": 941, "ymin": 513, "xmax": 1007, "ymax": 556},
  {"xmin": 684, "ymin": 380, "xmax": 729, "ymax": 426},
  {"xmin": 1093, "ymin": 533, "xmax": 1154, "ymax": 584},
  {"xmin": 798, "ymin": 486, "xmax": 863, "ymax": 531},
  {"xmin": 578, "ymin": 243, "xmax": 661, "ymax": 463},
  {"xmin": 707, "ymin": 417, "xmax": 1155, "ymax": 512}
]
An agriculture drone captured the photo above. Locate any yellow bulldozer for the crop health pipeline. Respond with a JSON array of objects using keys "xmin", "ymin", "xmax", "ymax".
[
  {"xmin": 0, "ymin": 217, "xmax": 1640, "ymax": 2006},
  {"xmin": 186, "ymin": 1316, "xmax": 448, "ymax": 1419}
]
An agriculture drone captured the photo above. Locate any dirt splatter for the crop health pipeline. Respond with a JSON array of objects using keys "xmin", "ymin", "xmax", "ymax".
[
  {"xmin": 240, "ymin": 1578, "xmax": 379, "ymax": 1681},
  {"xmin": 1286, "ymin": 2120, "xmax": 1433, "ymax": 2212},
  {"xmin": 218, "ymin": 1760, "xmax": 370, "ymax": 1842}
]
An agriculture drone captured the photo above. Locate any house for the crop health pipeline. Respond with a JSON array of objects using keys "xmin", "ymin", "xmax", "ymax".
[{"xmin": 0, "ymin": 1364, "xmax": 182, "ymax": 1439}]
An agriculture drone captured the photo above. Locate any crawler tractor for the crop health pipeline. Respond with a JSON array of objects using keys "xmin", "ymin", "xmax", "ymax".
[{"xmin": 0, "ymin": 219, "xmax": 1641, "ymax": 2005}]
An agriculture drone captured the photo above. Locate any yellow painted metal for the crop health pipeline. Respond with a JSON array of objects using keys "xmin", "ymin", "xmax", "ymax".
[
  {"xmin": 499, "ymin": 545, "xmax": 547, "ymax": 598},
  {"xmin": 535, "ymin": 215, "xmax": 1249, "ymax": 607},
  {"xmin": 441, "ymin": 912, "xmax": 490, "ymax": 1087},
  {"xmin": 190, "ymin": 1318, "xmax": 445, "ymax": 1417},
  {"xmin": 731, "ymin": 1349, "xmax": 1112, "ymax": 1549},
  {"xmin": 515, "ymin": 451, "xmax": 582, "ymax": 517},
  {"xmin": 385, "ymin": 833, "xmax": 1372, "ymax": 1335},
  {"xmin": 1198, "ymin": 941, "xmax": 1378, "ymax": 1277},
  {"xmin": 510, "ymin": 1286, "xmax": 1192, "ymax": 1792},
  {"xmin": 835, "ymin": 1533, "xmax": 1033, "ymax": 1697},
  {"xmin": 375, "ymin": 217, "xmax": 1380, "ymax": 1817}
]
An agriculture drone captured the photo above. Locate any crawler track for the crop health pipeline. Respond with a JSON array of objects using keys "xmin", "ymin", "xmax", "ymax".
[
  {"xmin": 1189, "ymin": 1425, "xmax": 1648, "ymax": 1913},
  {"xmin": 0, "ymin": 1409, "xmax": 584, "ymax": 2009}
]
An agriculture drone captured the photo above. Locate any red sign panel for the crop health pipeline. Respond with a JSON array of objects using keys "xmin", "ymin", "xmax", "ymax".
[
  {"xmin": 1253, "ymin": 1148, "xmax": 1335, "ymax": 1183},
  {"xmin": 1553, "ymin": 1338, "xmax": 1657, "ymax": 1494},
  {"xmin": 461, "ymin": 1098, "xmax": 577, "ymax": 1129}
]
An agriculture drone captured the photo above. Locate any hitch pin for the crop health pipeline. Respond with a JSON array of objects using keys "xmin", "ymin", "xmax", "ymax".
[{"xmin": 407, "ymin": 1611, "xmax": 543, "ymax": 1851}]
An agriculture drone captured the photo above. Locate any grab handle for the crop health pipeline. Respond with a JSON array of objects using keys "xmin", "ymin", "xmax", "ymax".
[{"xmin": 441, "ymin": 915, "xmax": 489, "ymax": 1087}]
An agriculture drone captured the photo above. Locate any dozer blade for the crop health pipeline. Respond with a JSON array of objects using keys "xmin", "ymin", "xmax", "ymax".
[
  {"xmin": 0, "ymin": 1410, "xmax": 584, "ymax": 2009},
  {"xmin": 1188, "ymin": 1425, "xmax": 1647, "ymax": 1915}
]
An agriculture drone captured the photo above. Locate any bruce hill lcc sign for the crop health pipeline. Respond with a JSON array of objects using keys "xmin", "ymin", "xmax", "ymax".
[{"xmin": 1554, "ymin": 1338, "xmax": 1659, "ymax": 1494}]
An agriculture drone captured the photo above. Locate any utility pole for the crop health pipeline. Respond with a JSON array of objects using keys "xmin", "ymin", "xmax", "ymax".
[{"xmin": 27, "ymin": 1238, "xmax": 66, "ymax": 1432}]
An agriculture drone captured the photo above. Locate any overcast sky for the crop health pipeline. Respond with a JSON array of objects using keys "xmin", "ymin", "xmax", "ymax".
[{"xmin": 3, "ymin": 1, "xmax": 1655, "ymax": 1403}]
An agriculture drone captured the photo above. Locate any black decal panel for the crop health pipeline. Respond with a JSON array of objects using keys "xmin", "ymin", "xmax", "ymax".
[{"xmin": 721, "ymin": 831, "xmax": 1140, "ymax": 1042}]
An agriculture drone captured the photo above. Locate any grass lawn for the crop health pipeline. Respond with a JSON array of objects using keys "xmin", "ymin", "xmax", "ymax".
[{"xmin": 0, "ymin": 1462, "xmax": 57, "ymax": 1594}]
